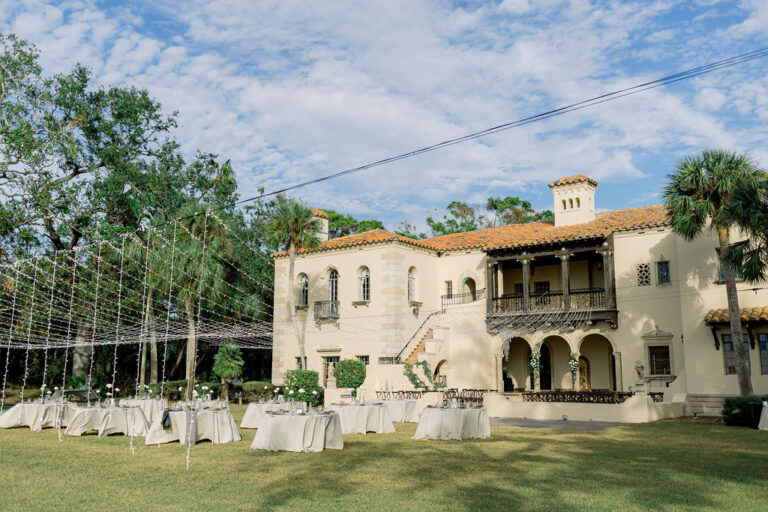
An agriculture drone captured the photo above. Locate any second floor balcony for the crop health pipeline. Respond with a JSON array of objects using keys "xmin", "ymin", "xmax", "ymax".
[{"xmin": 314, "ymin": 300, "xmax": 340, "ymax": 321}]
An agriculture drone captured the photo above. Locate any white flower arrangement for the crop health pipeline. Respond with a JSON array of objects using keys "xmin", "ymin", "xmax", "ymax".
[
  {"xmin": 273, "ymin": 387, "xmax": 280, "ymax": 393},
  {"xmin": 178, "ymin": 386, "xmax": 183, "ymax": 392},
  {"xmin": 288, "ymin": 390, "xmax": 294, "ymax": 395},
  {"xmin": 202, "ymin": 386, "xmax": 209, "ymax": 391},
  {"xmin": 106, "ymin": 384, "xmax": 112, "ymax": 389},
  {"xmin": 192, "ymin": 390, "xmax": 199, "ymax": 397},
  {"xmin": 41, "ymin": 384, "xmax": 47, "ymax": 389},
  {"xmin": 54, "ymin": 386, "xmax": 59, "ymax": 391},
  {"xmin": 264, "ymin": 385, "xmax": 269, "ymax": 390},
  {"xmin": 298, "ymin": 388, "xmax": 305, "ymax": 393},
  {"xmin": 311, "ymin": 390, "xmax": 318, "ymax": 395}
]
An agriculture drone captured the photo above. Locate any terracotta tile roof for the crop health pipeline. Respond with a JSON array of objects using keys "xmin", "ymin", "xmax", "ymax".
[
  {"xmin": 705, "ymin": 306, "xmax": 768, "ymax": 324},
  {"xmin": 310, "ymin": 208, "xmax": 329, "ymax": 219},
  {"xmin": 548, "ymin": 174, "xmax": 598, "ymax": 188},
  {"xmin": 273, "ymin": 204, "xmax": 668, "ymax": 257}
]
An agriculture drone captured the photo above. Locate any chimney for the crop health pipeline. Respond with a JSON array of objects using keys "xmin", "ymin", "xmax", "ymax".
[
  {"xmin": 311, "ymin": 208, "xmax": 329, "ymax": 242},
  {"xmin": 548, "ymin": 175, "xmax": 597, "ymax": 227}
]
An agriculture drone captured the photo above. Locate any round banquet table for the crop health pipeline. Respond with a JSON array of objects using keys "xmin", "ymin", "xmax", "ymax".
[
  {"xmin": 251, "ymin": 412, "xmax": 343, "ymax": 452},
  {"xmin": 119, "ymin": 398, "xmax": 168, "ymax": 423},
  {"xmin": 240, "ymin": 402, "xmax": 289, "ymax": 429},
  {"xmin": 326, "ymin": 404, "xmax": 396, "ymax": 434},
  {"xmin": 412, "ymin": 407, "xmax": 491, "ymax": 440},
  {"xmin": 145, "ymin": 409, "xmax": 241, "ymax": 445},
  {"xmin": 0, "ymin": 402, "xmax": 78, "ymax": 431},
  {"xmin": 378, "ymin": 400, "xmax": 419, "ymax": 423}
]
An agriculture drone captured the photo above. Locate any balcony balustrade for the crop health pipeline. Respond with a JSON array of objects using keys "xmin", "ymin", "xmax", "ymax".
[
  {"xmin": 314, "ymin": 300, "xmax": 340, "ymax": 321},
  {"xmin": 490, "ymin": 288, "xmax": 607, "ymax": 314}
]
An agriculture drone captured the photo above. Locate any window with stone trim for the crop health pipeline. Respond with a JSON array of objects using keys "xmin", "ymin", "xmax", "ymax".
[
  {"xmin": 358, "ymin": 267, "xmax": 370, "ymax": 301},
  {"xmin": 297, "ymin": 274, "xmax": 309, "ymax": 307},
  {"xmin": 759, "ymin": 333, "xmax": 768, "ymax": 375},
  {"xmin": 656, "ymin": 261, "xmax": 671, "ymax": 285},
  {"xmin": 378, "ymin": 357, "xmax": 396, "ymax": 365},
  {"xmin": 723, "ymin": 334, "xmax": 750, "ymax": 375},
  {"xmin": 648, "ymin": 345, "xmax": 671, "ymax": 375},
  {"xmin": 637, "ymin": 263, "xmax": 651, "ymax": 286},
  {"xmin": 357, "ymin": 355, "xmax": 369, "ymax": 365}
]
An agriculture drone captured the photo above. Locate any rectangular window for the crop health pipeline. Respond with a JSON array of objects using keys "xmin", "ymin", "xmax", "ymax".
[
  {"xmin": 533, "ymin": 281, "xmax": 550, "ymax": 295},
  {"xmin": 513, "ymin": 283, "xmax": 523, "ymax": 296},
  {"xmin": 759, "ymin": 334, "xmax": 768, "ymax": 375},
  {"xmin": 295, "ymin": 357, "xmax": 307, "ymax": 370},
  {"xmin": 717, "ymin": 250, "xmax": 743, "ymax": 281},
  {"xmin": 445, "ymin": 281, "xmax": 452, "ymax": 298},
  {"xmin": 322, "ymin": 356, "xmax": 340, "ymax": 386},
  {"xmin": 637, "ymin": 263, "xmax": 651, "ymax": 286},
  {"xmin": 357, "ymin": 355, "xmax": 369, "ymax": 365},
  {"xmin": 657, "ymin": 261, "xmax": 671, "ymax": 285},
  {"xmin": 378, "ymin": 357, "xmax": 396, "ymax": 365},
  {"xmin": 648, "ymin": 346, "xmax": 671, "ymax": 375},
  {"xmin": 723, "ymin": 334, "xmax": 750, "ymax": 375}
]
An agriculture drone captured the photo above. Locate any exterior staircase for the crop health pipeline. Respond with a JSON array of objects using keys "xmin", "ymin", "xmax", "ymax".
[{"xmin": 405, "ymin": 329, "xmax": 433, "ymax": 364}]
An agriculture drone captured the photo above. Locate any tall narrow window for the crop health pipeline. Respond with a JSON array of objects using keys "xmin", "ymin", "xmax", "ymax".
[
  {"xmin": 568, "ymin": 198, "xmax": 574, "ymax": 209},
  {"xmin": 657, "ymin": 261, "xmax": 671, "ymax": 285},
  {"xmin": 576, "ymin": 197, "xmax": 581, "ymax": 208},
  {"xmin": 297, "ymin": 274, "xmax": 309, "ymax": 307},
  {"xmin": 723, "ymin": 334, "xmax": 750, "ymax": 375},
  {"xmin": 648, "ymin": 346, "xmax": 671, "ymax": 375},
  {"xmin": 328, "ymin": 269, "xmax": 338, "ymax": 301},
  {"xmin": 759, "ymin": 333, "xmax": 768, "ymax": 375},
  {"xmin": 358, "ymin": 267, "xmax": 370, "ymax": 301},
  {"xmin": 445, "ymin": 281, "xmax": 453, "ymax": 298},
  {"xmin": 408, "ymin": 267, "xmax": 416, "ymax": 301}
]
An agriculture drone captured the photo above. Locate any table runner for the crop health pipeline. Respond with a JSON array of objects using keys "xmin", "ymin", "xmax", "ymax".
[
  {"xmin": 251, "ymin": 412, "xmax": 343, "ymax": 452},
  {"xmin": 413, "ymin": 408, "xmax": 491, "ymax": 440}
]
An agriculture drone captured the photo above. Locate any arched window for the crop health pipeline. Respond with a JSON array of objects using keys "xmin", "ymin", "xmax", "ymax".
[
  {"xmin": 407, "ymin": 267, "xmax": 416, "ymax": 301},
  {"xmin": 328, "ymin": 269, "xmax": 339, "ymax": 302},
  {"xmin": 297, "ymin": 274, "xmax": 308, "ymax": 307},
  {"xmin": 576, "ymin": 197, "xmax": 581, "ymax": 208},
  {"xmin": 568, "ymin": 198, "xmax": 574, "ymax": 209},
  {"xmin": 561, "ymin": 199, "xmax": 566, "ymax": 210},
  {"xmin": 358, "ymin": 267, "xmax": 370, "ymax": 301}
]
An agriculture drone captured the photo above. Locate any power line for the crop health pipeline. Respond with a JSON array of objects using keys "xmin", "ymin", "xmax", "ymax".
[{"xmin": 234, "ymin": 46, "xmax": 768, "ymax": 205}]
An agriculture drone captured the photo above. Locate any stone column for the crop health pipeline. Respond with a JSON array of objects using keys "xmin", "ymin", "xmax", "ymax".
[
  {"xmin": 601, "ymin": 250, "xmax": 615, "ymax": 309},
  {"xmin": 522, "ymin": 259, "xmax": 531, "ymax": 311},
  {"xmin": 560, "ymin": 253, "xmax": 571, "ymax": 310},
  {"xmin": 485, "ymin": 260, "xmax": 494, "ymax": 316},
  {"xmin": 613, "ymin": 351, "xmax": 623, "ymax": 391},
  {"xmin": 572, "ymin": 352, "xmax": 581, "ymax": 391},
  {"xmin": 494, "ymin": 354, "xmax": 503, "ymax": 392}
]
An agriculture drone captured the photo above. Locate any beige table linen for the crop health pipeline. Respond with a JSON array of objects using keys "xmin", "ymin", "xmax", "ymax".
[
  {"xmin": 0, "ymin": 403, "xmax": 78, "ymax": 431},
  {"xmin": 759, "ymin": 403, "xmax": 767, "ymax": 431},
  {"xmin": 173, "ymin": 399, "xmax": 229, "ymax": 410},
  {"xmin": 251, "ymin": 412, "xmax": 343, "ymax": 452},
  {"xmin": 412, "ymin": 408, "xmax": 491, "ymax": 440},
  {"xmin": 379, "ymin": 400, "xmax": 419, "ymax": 423},
  {"xmin": 119, "ymin": 398, "xmax": 168, "ymax": 423},
  {"xmin": 145, "ymin": 409, "xmax": 241, "ymax": 445},
  {"xmin": 99, "ymin": 407, "xmax": 150, "ymax": 437},
  {"xmin": 240, "ymin": 402, "xmax": 288, "ymax": 429},
  {"xmin": 65, "ymin": 407, "xmax": 110, "ymax": 436},
  {"xmin": 327, "ymin": 404, "xmax": 396, "ymax": 434}
]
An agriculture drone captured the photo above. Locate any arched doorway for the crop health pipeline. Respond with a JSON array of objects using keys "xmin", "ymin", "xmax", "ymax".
[
  {"xmin": 541, "ymin": 336, "xmax": 572, "ymax": 390},
  {"xmin": 578, "ymin": 356, "xmax": 590, "ymax": 390},
  {"xmin": 579, "ymin": 334, "xmax": 615, "ymax": 391},
  {"xmin": 503, "ymin": 337, "xmax": 531, "ymax": 392},
  {"xmin": 539, "ymin": 344, "xmax": 552, "ymax": 390},
  {"xmin": 462, "ymin": 278, "xmax": 477, "ymax": 302},
  {"xmin": 434, "ymin": 360, "xmax": 448, "ymax": 386}
]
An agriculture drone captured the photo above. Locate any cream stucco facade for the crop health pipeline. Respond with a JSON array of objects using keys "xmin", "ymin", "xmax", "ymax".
[{"xmin": 271, "ymin": 177, "xmax": 768, "ymax": 417}]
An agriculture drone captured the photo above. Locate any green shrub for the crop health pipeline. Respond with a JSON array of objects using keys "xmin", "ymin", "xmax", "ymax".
[
  {"xmin": 334, "ymin": 359, "xmax": 366, "ymax": 397},
  {"xmin": 722, "ymin": 394, "xmax": 768, "ymax": 428},
  {"xmin": 283, "ymin": 370, "xmax": 323, "ymax": 406},
  {"xmin": 243, "ymin": 381, "xmax": 277, "ymax": 401}
]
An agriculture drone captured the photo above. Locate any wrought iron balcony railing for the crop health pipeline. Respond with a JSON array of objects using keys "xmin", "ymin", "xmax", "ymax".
[
  {"xmin": 313, "ymin": 300, "xmax": 340, "ymax": 321},
  {"xmin": 441, "ymin": 288, "xmax": 486, "ymax": 310},
  {"xmin": 490, "ymin": 288, "xmax": 607, "ymax": 314}
]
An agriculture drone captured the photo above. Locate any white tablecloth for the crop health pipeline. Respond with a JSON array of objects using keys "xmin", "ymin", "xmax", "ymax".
[
  {"xmin": 0, "ymin": 403, "xmax": 75, "ymax": 431},
  {"xmin": 379, "ymin": 400, "xmax": 419, "ymax": 422},
  {"xmin": 99, "ymin": 407, "xmax": 150, "ymax": 437},
  {"xmin": 251, "ymin": 412, "xmax": 343, "ymax": 452},
  {"xmin": 145, "ymin": 409, "xmax": 241, "ymax": 445},
  {"xmin": 173, "ymin": 400, "xmax": 229, "ymax": 410},
  {"xmin": 759, "ymin": 403, "xmax": 767, "ymax": 431},
  {"xmin": 65, "ymin": 407, "xmax": 109, "ymax": 436},
  {"xmin": 119, "ymin": 398, "xmax": 168, "ymax": 423},
  {"xmin": 327, "ymin": 404, "xmax": 396, "ymax": 434},
  {"xmin": 413, "ymin": 408, "xmax": 491, "ymax": 440},
  {"xmin": 0, "ymin": 403, "xmax": 78, "ymax": 431},
  {"xmin": 240, "ymin": 402, "xmax": 288, "ymax": 429}
]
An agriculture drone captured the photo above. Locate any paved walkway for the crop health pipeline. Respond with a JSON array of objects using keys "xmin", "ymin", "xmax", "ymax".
[{"xmin": 490, "ymin": 417, "xmax": 624, "ymax": 430}]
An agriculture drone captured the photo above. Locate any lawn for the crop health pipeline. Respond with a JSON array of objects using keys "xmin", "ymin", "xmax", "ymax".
[{"xmin": 0, "ymin": 404, "xmax": 766, "ymax": 512}]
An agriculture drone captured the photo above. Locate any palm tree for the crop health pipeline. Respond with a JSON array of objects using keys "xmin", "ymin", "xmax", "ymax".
[
  {"xmin": 213, "ymin": 344, "xmax": 244, "ymax": 402},
  {"xmin": 266, "ymin": 199, "xmax": 321, "ymax": 362},
  {"xmin": 723, "ymin": 176, "xmax": 768, "ymax": 283},
  {"xmin": 663, "ymin": 149, "xmax": 763, "ymax": 396}
]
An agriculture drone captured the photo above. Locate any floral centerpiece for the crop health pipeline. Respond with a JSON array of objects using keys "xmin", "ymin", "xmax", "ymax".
[{"xmin": 283, "ymin": 370, "xmax": 323, "ymax": 407}]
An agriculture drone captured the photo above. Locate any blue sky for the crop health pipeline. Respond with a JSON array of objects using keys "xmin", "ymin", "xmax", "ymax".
[{"xmin": 2, "ymin": 0, "xmax": 767, "ymax": 232}]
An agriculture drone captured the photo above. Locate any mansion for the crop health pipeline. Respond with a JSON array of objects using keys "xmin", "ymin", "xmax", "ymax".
[{"xmin": 271, "ymin": 175, "xmax": 768, "ymax": 416}]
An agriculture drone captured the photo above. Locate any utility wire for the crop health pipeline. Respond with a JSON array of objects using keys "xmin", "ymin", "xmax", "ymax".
[{"xmin": 234, "ymin": 46, "xmax": 768, "ymax": 205}]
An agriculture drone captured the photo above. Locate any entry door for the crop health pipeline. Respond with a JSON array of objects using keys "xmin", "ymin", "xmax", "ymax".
[{"xmin": 579, "ymin": 356, "xmax": 590, "ymax": 390}]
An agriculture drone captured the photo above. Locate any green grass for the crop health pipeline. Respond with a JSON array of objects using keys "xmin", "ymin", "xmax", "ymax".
[{"xmin": 0, "ymin": 405, "xmax": 767, "ymax": 511}]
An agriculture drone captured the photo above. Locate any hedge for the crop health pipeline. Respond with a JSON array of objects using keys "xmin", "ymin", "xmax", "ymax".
[
  {"xmin": 722, "ymin": 394, "xmax": 768, "ymax": 428},
  {"xmin": 283, "ymin": 370, "xmax": 324, "ymax": 406}
]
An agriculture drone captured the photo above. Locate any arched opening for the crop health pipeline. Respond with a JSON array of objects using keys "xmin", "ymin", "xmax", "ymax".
[
  {"xmin": 462, "ymin": 278, "xmax": 476, "ymax": 302},
  {"xmin": 503, "ymin": 338, "xmax": 531, "ymax": 392},
  {"xmin": 328, "ymin": 268, "xmax": 339, "ymax": 301},
  {"xmin": 407, "ymin": 267, "xmax": 417, "ymax": 301},
  {"xmin": 434, "ymin": 359, "xmax": 448, "ymax": 386},
  {"xmin": 579, "ymin": 334, "xmax": 615, "ymax": 391},
  {"xmin": 539, "ymin": 343, "xmax": 552, "ymax": 390},
  {"xmin": 578, "ymin": 356, "xmax": 591, "ymax": 390},
  {"xmin": 568, "ymin": 198, "xmax": 574, "ymax": 209},
  {"xmin": 358, "ymin": 266, "xmax": 370, "ymax": 301},
  {"xmin": 561, "ymin": 199, "xmax": 566, "ymax": 210},
  {"xmin": 297, "ymin": 273, "xmax": 309, "ymax": 307},
  {"xmin": 541, "ymin": 336, "xmax": 572, "ymax": 390},
  {"xmin": 576, "ymin": 197, "xmax": 581, "ymax": 208}
]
